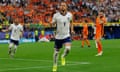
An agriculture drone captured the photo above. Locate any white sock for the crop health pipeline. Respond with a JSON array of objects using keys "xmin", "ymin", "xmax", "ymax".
[
  {"xmin": 53, "ymin": 50, "xmax": 59, "ymax": 66},
  {"xmin": 8, "ymin": 43, "xmax": 13, "ymax": 54},
  {"xmin": 13, "ymin": 45, "xmax": 18, "ymax": 54},
  {"xmin": 95, "ymin": 41, "xmax": 98, "ymax": 48}
]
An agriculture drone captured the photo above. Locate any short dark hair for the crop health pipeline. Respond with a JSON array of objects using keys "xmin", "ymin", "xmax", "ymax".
[
  {"xmin": 60, "ymin": 1, "xmax": 67, "ymax": 6},
  {"xmin": 99, "ymin": 10, "xmax": 104, "ymax": 13}
]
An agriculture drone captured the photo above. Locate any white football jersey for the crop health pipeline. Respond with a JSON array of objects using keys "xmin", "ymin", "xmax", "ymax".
[
  {"xmin": 52, "ymin": 12, "xmax": 72, "ymax": 39},
  {"xmin": 9, "ymin": 23, "xmax": 23, "ymax": 40}
]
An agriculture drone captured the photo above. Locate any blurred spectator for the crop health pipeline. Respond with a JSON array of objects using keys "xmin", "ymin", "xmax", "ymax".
[{"xmin": 0, "ymin": 0, "xmax": 119, "ymax": 29}]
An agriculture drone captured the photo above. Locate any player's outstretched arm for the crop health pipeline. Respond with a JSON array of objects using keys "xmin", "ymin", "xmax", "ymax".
[
  {"xmin": 2, "ymin": 29, "xmax": 9, "ymax": 32},
  {"xmin": 2, "ymin": 24, "xmax": 12, "ymax": 32},
  {"xmin": 20, "ymin": 25, "xmax": 24, "ymax": 38},
  {"xmin": 70, "ymin": 20, "xmax": 75, "ymax": 34},
  {"xmin": 20, "ymin": 31, "xmax": 24, "ymax": 38}
]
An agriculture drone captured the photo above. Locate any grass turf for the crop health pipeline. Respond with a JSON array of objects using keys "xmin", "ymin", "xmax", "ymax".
[{"xmin": 0, "ymin": 39, "xmax": 120, "ymax": 72}]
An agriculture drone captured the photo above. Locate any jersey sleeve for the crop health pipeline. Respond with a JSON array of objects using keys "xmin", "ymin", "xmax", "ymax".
[
  {"xmin": 103, "ymin": 17, "xmax": 107, "ymax": 25},
  {"xmin": 70, "ymin": 13, "xmax": 73, "ymax": 22},
  {"xmin": 20, "ymin": 25, "xmax": 23, "ymax": 32},
  {"xmin": 8, "ymin": 24, "xmax": 13, "ymax": 30},
  {"xmin": 52, "ymin": 14, "xmax": 57, "ymax": 23}
]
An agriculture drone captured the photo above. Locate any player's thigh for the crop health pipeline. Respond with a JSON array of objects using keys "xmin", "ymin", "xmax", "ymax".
[
  {"xmin": 63, "ymin": 37, "xmax": 71, "ymax": 49},
  {"xmin": 9, "ymin": 42, "xmax": 14, "ymax": 47},
  {"xmin": 64, "ymin": 42, "xmax": 71, "ymax": 46},
  {"xmin": 95, "ymin": 35, "xmax": 101, "ymax": 42},
  {"xmin": 64, "ymin": 42, "xmax": 71, "ymax": 50}
]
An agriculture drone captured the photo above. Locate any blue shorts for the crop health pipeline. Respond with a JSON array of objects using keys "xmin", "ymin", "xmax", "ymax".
[
  {"xmin": 54, "ymin": 37, "xmax": 71, "ymax": 49},
  {"xmin": 10, "ymin": 39, "xmax": 19, "ymax": 46}
]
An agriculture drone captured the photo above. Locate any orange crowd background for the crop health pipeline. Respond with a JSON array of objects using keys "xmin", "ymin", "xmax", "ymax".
[{"xmin": 0, "ymin": 0, "xmax": 119, "ymax": 26}]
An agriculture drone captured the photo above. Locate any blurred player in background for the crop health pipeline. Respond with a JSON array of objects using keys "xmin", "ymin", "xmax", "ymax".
[
  {"xmin": 51, "ymin": 2, "xmax": 74, "ymax": 72},
  {"xmin": 81, "ymin": 19, "xmax": 90, "ymax": 48},
  {"xmin": 2, "ymin": 18, "xmax": 23, "ymax": 58},
  {"xmin": 95, "ymin": 10, "xmax": 107, "ymax": 56},
  {"xmin": 39, "ymin": 29, "xmax": 50, "ymax": 42}
]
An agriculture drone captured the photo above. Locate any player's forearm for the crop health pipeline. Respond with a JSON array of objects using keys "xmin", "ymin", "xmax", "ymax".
[
  {"xmin": 101, "ymin": 24, "xmax": 104, "ymax": 36},
  {"xmin": 101, "ymin": 24, "xmax": 104, "ymax": 29},
  {"xmin": 70, "ymin": 23, "xmax": 74, "ymax": 33},
  {"xmin": 20, "ymin": 31, "xmax": 24, "ymax": 38},
  {"xmin": 2, "ymin": 29, "xmax": 9, "ymax": 32}
]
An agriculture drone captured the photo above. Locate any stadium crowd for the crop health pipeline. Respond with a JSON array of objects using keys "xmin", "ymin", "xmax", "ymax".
[
  {"xmin": 0, "ymin": 0, "xmax": 119, "ymax": 26},
  {"xmin": 0, "ymin": 0, "xmax": 120, "ymax": 40}
]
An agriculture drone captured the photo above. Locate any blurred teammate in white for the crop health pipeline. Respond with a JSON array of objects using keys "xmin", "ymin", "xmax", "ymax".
[
  {"xmin": 51, "ymin": 2, "xmax": 74, "ymax": 72},
  {"xmin": 2, "ymin": 18, "xmax": 23, "ymax": 58}
]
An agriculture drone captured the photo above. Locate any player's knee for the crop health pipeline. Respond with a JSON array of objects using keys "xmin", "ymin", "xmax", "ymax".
[
  {"xmin": 96, "ymin": 39, "xmax": 100, "ymax": 42},
  {"xmin": 9, "ymin": 43, "xmax": 13, "ymax": 48},
  {"xmin": 54, "ymin": 50, "xmax": 59, "ymax": 57},
  {"xmin": 65, "ymin": 46, "xmax": 71, "ymax": 51},
  {"xmin": 14, "ymin": 45, "xmax": 18, "ymax": 49},
  {"xmin": 54, "ymin": 48, "xmax": 59, "ymax": 53}
]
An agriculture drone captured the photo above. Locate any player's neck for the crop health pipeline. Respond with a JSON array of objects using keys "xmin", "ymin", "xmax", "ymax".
[
  {"xmin": 14, "ymin": 23, "xmax": 19, "ymax": 26},
  {"xmin": 60, "ymin": 10, "xmax": 67, "ymax": 16}
]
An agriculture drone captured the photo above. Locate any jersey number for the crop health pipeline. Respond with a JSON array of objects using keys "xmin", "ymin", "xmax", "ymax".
[
  {"xmin": 64, "ymin": 22, "xmax": 66, "ymax": 26},
  {"xmin": 14, "ymin": 29, "xmax": 17, "ymax": 33}
]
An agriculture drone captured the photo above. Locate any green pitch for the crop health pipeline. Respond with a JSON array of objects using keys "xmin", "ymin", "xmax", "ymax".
[{"xmin": 0, "ymin": 39, "xmax": 120, "ymax": 72}]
